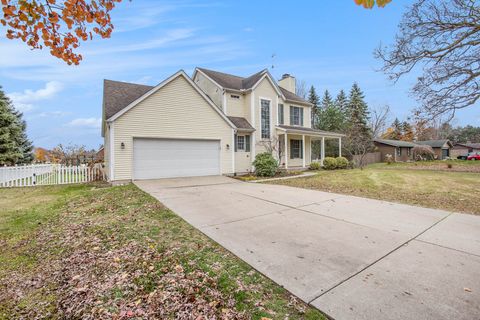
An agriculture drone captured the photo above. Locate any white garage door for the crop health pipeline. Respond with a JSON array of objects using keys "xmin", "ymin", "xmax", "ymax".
[{"xmin": 133, "ymin": 138, "xmax": 220, "ymax": 179}]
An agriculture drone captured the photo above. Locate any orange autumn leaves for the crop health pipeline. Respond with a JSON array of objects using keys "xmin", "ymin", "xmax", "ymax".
[
  {"xmin": 354, "ymin": 0, "xmax": 392, "ymax": 8},
  {"xmin": 1, "ymin": 0, "xmax": 122, "ymax": 65}
]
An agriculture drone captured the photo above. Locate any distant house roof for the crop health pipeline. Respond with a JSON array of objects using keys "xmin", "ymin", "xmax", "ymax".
[
  {"xmin": 453, "ymin": 142, "xmax": 480, "ymax": 149},
  {"xmin": 227, "ymin": 116, "xmax": 255, "ymax": 131},
  {"xmin": 195, "ymin": 67, "xmax": 310, "ymax": 105},
  {"xmin": 374, "ymin": 139, "xmax": 417, "ymax": 148},
  {"xmin": 416, "ymin": 139, "xmax": 453, "ymax": 148},
  {"xmin": 103, "ymin": 79, "xmax": 153, "ymax": 120}
]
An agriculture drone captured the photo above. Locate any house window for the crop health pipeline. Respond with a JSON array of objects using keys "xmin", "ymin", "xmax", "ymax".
[
  {"xmin": 290, "ymin": 139, "xmax": 303, "ymax": 159},
  {"xmin": 230, "ymin": 94, "xmax": 240, "ymax": 99},
  {"xmin": 237, "ymin": 135, "xmax": 245, "ymax": 151},
  {"xmin": 397, "ymin": 147, "xmax": 402, "ymax": 156},
  {"xmin": 234, "ymin": 135, "xmax": 250, "ymax": 152},
  {"xmin": 290, "ymin": 106, "xmax": 303, "ymax": 126},
  {"xmin": 407, "ymin": 148, "xmax": 411, "ymax": 156},
  {"xmin": 278, "ymin": 104, "xmax": 284, "ymax": 125},
  {"xmin": 261, "ymin": 99, "xmax": 270, "ymax": 139}
]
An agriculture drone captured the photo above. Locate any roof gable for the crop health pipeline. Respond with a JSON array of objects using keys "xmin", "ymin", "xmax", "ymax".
[
  {"xmin": 416, "ymin": 140, "xmax": 452, "ymax": 148},
  {"xmin": 104, "ymin": 70, "xmax": 235, "ymax": 129}
]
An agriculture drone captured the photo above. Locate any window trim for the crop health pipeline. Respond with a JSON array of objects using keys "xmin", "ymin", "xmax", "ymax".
[
  {"xmin": 396, "ymin": 147, "xmax": 402, "ymax": 156},
  {"xmin": 260, "ymin": 98, "xmax": 271, "ymax": 140},
  {"xmin": 290, "ymin": 139, "xmax": 303, "ymax": 159},
  {"xmin": 237, "ymin": 135, "xmax": 245, "ymax": 151},
  {"xmin": 278, "ymin": 103, "xmax": 284, "ymax": 125},
  {"xmin": 290, "ymin": 106, "xmax": 304, "ymax": 126}
]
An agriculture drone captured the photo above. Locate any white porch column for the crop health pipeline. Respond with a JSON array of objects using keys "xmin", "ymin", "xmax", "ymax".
[
  {"xmin": 284, "ymin": 133, "xmax": 288, "ymax": 169},
  {"xmin": 302, "ymin": 134, "xmax": 306, "ymax": 168},
  {"xmin": 321, "ymin": 136, "xmax": 325, "ymax": 166},
  {"xmin": 338, "ymin": 137, "xmax": 342, "ymax": 157}
]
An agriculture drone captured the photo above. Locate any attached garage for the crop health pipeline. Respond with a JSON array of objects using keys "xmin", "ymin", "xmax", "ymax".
[
  {"xmin": 102, "ymin": 71, "xmax": 236, "ymax": 184},
  {"xmin": 133, "ymin": 138, "xmax": 220, "ymax": 179}
]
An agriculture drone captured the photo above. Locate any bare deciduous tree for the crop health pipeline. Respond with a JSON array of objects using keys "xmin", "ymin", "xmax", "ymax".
[
  {"xmin": 369, "ymin": 104, "xmax": 391, "ymax": 138},
  {"xmin": 295, "ymin": 79, "xmax": 307, "ymax": 99},
  {"xmin": 375, "ymin": 0, "xmax": 480, "ymax": 120},
  {"xmin": 258, "ymin": 136, "xmax": 284, "ymax": 162}
]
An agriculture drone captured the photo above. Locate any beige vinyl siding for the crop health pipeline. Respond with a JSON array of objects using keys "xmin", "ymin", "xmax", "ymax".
[
  {"xmin": 112, "ymin": 75, "xmax": 233, "ymax": 181},
  {"xmin": 226, "ymin": 92, "xmax": 248, "ymax": 118},
  {"xmin": 235, "ymin": 151, "xmax": 251, "ymax": 173},
  {"xmin": 254, "ymin": 78, "xmax": 279, "ymax": 155},
  {"xmin": 193, "ymin": 71, "xmax": 223, "ymax": 109}
]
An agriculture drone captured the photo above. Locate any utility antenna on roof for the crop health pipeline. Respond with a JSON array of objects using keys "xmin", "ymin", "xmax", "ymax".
[{"xmin": 271, "ymin": 53, "xmax": 276, "ymax": 69}]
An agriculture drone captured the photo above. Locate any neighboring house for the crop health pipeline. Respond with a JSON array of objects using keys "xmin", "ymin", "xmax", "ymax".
[
  {"xmin": 451, "ymin": 142, "xmax": 480, "ymax": 158},
  {"xmin": 373, "ymin": 139, "xmax": 416, "ymax": 162},
  {"xmin": 415, "ymin": 140, "xmax": 453, "ymax": 160},
  {"xmin": 102, "ymin": 69, "xmax": 343, "ymax": 183}
]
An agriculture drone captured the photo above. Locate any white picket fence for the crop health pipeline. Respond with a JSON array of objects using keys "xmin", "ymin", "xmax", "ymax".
[{"xmin": 0, "ymin": 164, "xmax": 105, "ymax": 188}]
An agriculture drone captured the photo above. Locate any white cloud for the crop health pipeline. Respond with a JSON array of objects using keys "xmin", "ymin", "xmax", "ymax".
[
  {"xmin": 8, "ymin": 81, "xmax": 63, "ymax": 104},
  {"xmin": 243, "ymin": 27, "xmax": 254, "ymax": 32},
  {"xmin": 66, "ymin": 117, "xmax": 102, "ymax": 129}
]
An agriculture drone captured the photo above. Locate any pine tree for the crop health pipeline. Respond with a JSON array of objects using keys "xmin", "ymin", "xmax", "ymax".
[
  {"xmin": 335, "ymin": 90, "xmax": 348, "ymax": 116},
  {"xmin": 321, "ymin": 90, "xmax": 334, "ymax": 110},
  {"xmin": 13, "ymin": 111, "xmax": 34, "ymax": 164},
  {"xmin": 308, "ymin": 86, "xmax": 320, "ymax": 128},
  {"xmin": 401, "ymin": 121, "xmax": 414, "ymax": 141},
  {"xmin": 344, "ymin": 83, "xmax": 373, "ymax": 166},
  {"xmin": 0, "ymin": 86, "xmax": 33, "ymax": 165},
  {"xmin": 346, "ymin": 83, "xmax": 371, "ymax": 136}
]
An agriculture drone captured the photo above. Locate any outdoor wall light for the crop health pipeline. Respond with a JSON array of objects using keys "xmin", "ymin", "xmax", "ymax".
[
  {"xmin": 121, "ymin": 142, "xmax": 125, "ymax": 149},
  {"xmin": 226, "ymin": 144, "xmax": 230, "ymax": 150}
]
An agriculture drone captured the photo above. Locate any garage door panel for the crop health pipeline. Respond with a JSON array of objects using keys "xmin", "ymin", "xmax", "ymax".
[{"xmin": 133, "ymin": 138, "xmax": 220, "ymax": 179}]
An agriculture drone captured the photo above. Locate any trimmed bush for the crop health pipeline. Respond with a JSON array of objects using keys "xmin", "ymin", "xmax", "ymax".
[
  {"xmin": 336, "ymin": 156, "xmax": 349, "ymax": 169},
  {"xmin": 252, "ymin": 152, "xmax": 278, "ymax": 177},
  {"xmin": 323, "ymin": 157, "xmax": 337, "ymax": 170},
  {"xmin": 309, "ymin": 161, "xmax": 321, "ymax": 170}
]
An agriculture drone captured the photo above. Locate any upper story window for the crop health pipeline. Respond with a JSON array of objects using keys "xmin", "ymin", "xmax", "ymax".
[
  {"xmin": 278, "ymin": 104, "xmax": 284, "ymax": 125},
  {"xmin": 290, "ymin": 106, "xmax": 304, "ymax": 126},
  {"xmin": 261, "ymin": 99, "xmax": 271, "ymax": 139},
  {"xmin": 230, "ymin": 94, "xmax": 240, "ymax": 99}
]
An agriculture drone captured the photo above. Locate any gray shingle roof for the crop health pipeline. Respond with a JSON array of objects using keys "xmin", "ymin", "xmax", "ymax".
[
  {"xmin": 227, "ymin": 116, "xmax": 255, "ymax": 131},
  {"xmin": 103, "ymin": 79, "xmax": 153, "ymax": 120},
  {"xmin": 197, "ymin": 67, "xmax": 310, "ymax": 104},
  {"xmin": 374, "ymin": 139, "xmax": 417, "ymax": 148},
  {"xmin": 454, "ymin": 142, "xmax": 480, "ymax": 149},
  {"xmin": 416, "ymin": 140, "xmax": 451, "ymax": 148}
]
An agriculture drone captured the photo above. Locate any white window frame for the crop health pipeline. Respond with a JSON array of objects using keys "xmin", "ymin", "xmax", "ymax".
[
  {"xmin": 260, "ymin": 98, "xmax": 271, "ymax": 140},
  {"xmin": 291, "ymin": 139, "xmax": 302, "ymax": 159},
  {"xmin": 237, "ymin": 135, "xmax": 246, "ymax": 151},
  {"xmin": 278, "ymin": 103, "xmax": 284, "ymax": 125},
  {"xmin": 290, "ymin": 106, "xmax": 303, "ymax": 126}
]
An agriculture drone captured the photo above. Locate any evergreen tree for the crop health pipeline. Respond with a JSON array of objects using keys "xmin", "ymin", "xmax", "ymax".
[
  {"xmin": 335, "ymin": 90, "xmax": 348, "ymax": 116},
  {"xmin": 308, "ymin": 86, "xmax": 320, "ymax": 128},
  {"xmin": 343, "ymin": 83, "xmax": 373, "ymax": 166},
  {"xmin": 346, "ymin": 83, "xmax": 371, "ymax": 136},
  {"xmin": 401, "ymin": 121, "xmax": 414, "ymax": 141},
  {"xmin": 321, "ymin": 90, "xmax": 334, "ymax": 110},
  {"xmin": 0, "ymin": 86, "xmax": 33, "ymax": 165}
]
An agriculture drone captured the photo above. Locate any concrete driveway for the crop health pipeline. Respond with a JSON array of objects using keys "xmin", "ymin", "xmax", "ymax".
[{"xmin": 135, "ymin": 176, "xmax": 480, "ymax": 320}]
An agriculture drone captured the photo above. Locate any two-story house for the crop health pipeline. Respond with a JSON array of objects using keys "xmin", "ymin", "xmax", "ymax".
[{"xmin": 102, "ymin": 68, "xmax": 343, "ymax": 184}]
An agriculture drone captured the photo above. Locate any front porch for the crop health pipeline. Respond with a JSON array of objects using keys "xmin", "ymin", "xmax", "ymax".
[{"xmin": 276, "ymin": 125, "xmax": 344, "ymax": 169}]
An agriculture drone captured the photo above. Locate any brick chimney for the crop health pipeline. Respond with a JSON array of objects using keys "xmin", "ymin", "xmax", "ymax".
[{"xmin": 278, "ymin": 74, "xmax": 296, "ymax": 93}]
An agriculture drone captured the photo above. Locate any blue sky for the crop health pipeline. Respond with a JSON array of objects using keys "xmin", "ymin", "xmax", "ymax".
[{"xmin": 1, "ymin": 0, "xmax": 478, "ymax": 149}]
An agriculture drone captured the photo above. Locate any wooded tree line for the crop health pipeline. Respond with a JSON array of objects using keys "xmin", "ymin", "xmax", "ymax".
[{"xmin": 0, "ymin": 86, "xmax": 33, "ymax": 166}]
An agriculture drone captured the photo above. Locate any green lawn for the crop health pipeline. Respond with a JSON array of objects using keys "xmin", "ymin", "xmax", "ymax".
[
  {"xmin": 0, "ymin": 184, "xmax": 325, "ymax": 319},
  {"xmin": 269, "ymin": 162, "xmax": 480, "ymax": 215}
]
